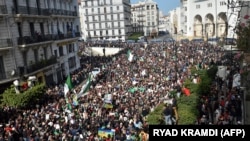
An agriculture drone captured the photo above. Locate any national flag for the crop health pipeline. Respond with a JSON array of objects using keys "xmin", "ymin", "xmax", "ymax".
[
  {"xmin": 64, "ymin": 75, "xmax": 73, "ymax": 97},
  {"xmin": 127, "ymin": 50, "xmax": 133, "ymax": 62},
  {"xmin": 77, "ymin": 75, "xmax": 92, "ymax": 98}
]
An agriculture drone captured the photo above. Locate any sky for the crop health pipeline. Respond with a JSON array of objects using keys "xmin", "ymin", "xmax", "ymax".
[{"xmin": 130, "ymin": 0, "xmax": 180, "ymax": 15}]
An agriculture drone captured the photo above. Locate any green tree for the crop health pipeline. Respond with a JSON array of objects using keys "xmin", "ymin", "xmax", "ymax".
[
  {"xmin": 1, "ymin": 83, "xmax": 46, "ymax": 108},
  {"xmin": 236, "ymin": 20, "xmax": 250, "ymax": 51}
]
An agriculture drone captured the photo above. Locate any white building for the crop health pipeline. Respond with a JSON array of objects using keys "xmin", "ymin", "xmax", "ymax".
[
  {"xmin": 180, "ymin": 0, "xmax": 188, "ymax": 35},
  {"xmin": 79, "ymin": 0, "xmax": 132, "ymax": 41},
  {"xmin": 181, "ymin": 0, "xmax": 240, "ymax": 39},
  {"xmin": 0, "ymin": 0, "xmax": 81, "ymax": 89},
  {"xmin": 131, "ymin": 0, "xmax": 159, "ymax": 37},
  {"xmin": 169, "ymin": 7, "xmax": 182, "ymax": 35},
  {"xmin": 158, "ymin": 11, "xmax": 170, "ymax": 32}
]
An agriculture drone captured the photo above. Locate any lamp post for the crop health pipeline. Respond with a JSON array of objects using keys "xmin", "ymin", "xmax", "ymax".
[{"xmin": 171, "ymin": 38, "xmax": 178, "ymax": 82}]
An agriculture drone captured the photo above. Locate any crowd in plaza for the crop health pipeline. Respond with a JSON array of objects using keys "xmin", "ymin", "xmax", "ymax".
[{"xmin": 0, "ymin": 40, "xmax": 244, "ymax": 141}]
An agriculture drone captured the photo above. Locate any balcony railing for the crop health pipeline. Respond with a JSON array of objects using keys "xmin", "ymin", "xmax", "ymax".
[
  {"xmin": 17, "ymin": 34, "xmax": 53, "ymax": 45},
  {"xmin": 52, "ymin": 32, "xmax": 81, "ymax": 40},
  {"xmin": 26, "ymin": 56, "xmax": 57, "ymax": 73},
  {"xmin": 18, "ymin": 32, "xmax": 81, "ymax": 45},
  {"xmin": 0, "ymin": 5, "xmax": 7, "ymax": 14},
  {"xmin": 15, "ymin": 6, "xmax": 77, "ymax": 16},
  {"xmin": 0, "ymin": 39, "xmax": 12, "ymax": 48}
]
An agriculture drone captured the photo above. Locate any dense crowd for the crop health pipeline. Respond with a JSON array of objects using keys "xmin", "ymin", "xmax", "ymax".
[{"xmin": 0, "ymin": 40, "xmax": 243, "ymax": 141}]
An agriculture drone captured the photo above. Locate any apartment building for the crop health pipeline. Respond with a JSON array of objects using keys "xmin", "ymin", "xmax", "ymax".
[
  {"xmin": 168, "ymin": 7, "xmax": 181, "ymax": 35},
  {"xmin": 131, "ymin": 0, "xmax": 159, "ymax": 37},
  {"xmin": 0, "ymin": 0, "xmax": 81, "ymax": 91},
  {"xmin": 180, "ymin": 0, "xmax": 188, "ymax": 35},
  {"xmin": 158, "ymin": 11, "xmax": 170, "ymax": 33},
  {"xmin": 180, "ymin": 0, "xmax": 240, "ymax": 39},
  {"xmin": 79, "ymin": 0, "xmax": 132, "ymax": 41}
]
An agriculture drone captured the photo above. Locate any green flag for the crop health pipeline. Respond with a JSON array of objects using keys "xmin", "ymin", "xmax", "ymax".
[
  {"xmin": 64, "ymin": 75, "xmax": 73, "ymax": 97},
  {"xmin": 127, "ymin": 50, "xmax": 133, "ymax": 62},
  {"xmin": 77, "ymin": 75, "xmax": 92, "ymax": 98}
]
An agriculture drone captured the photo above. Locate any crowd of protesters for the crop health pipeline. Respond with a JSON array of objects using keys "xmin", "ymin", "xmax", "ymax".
[{"xmin": 0, "ymin": 39, "xmax": 244, "ymax": 141}]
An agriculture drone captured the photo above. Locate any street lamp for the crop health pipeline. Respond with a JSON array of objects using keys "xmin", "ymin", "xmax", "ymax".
[{"xmin": 171, "ymin": 38, "xmax": 178, "ymax": 82}]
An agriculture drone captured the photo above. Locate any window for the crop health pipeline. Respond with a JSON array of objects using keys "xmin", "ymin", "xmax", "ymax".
[
  {"xmin": 207, "ymin": 3, "xmax": 212, "ymax": 7},
  {"xmin": 152, "ymin": 22, "xmax": 155, "ymax": 26},
  {"xmin": 68, "ymin": 44, "xmax": 73, "ymax": 53},
  {"xmin": 68, "ymin": 57, "xmax": 76, "ymax": 69},
  {"xmin": 17, "ymin": 22, "xmax": 22, "ymax": 37},
  {"xmin": 54, "ymin": 50, "xmax": 58, "ymax": 57},
  {"xmin": 59, "ymin": 47, "xmax": 63, "ymax": 56},
  {"xmin": 0, "ymin": 56, "xmax": 6, "ymax": 80},
  {"xmin": 220, "ymin": 1, "xmax": 226, "ymax": 6},
  {"xmin": 196, "ymin": 5, "xmax": 200, "ymax": 9},
  {"xmin": 110, "ymin": 7, "xmax": 113, "ymax": 12},
  {"xmin": 34, "ymin": 49, "xmax": 38, "ymax": 63},
  {"xmin": 148, "ymin": 22, "xmax": 150, "ymax": 26},
  {"xmin": 184, "ymin": 7, "xmax": 187, "ymax": 11},
  {"xmin": 85, "ymin": 9, "xmax": 88, "ymax": 15}
]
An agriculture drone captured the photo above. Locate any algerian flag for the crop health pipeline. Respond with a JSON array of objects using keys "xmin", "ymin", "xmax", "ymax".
[
  {"xmin": 77, "ymin": 75, "xmax": 92, "ymax": 98},
  {"xmin": 127, "ymin": 50, "xmax": 133, "ymax": 62},
  {"xmin": 64, "ymin": 75, "xmax": 73, "ymax": 97}
]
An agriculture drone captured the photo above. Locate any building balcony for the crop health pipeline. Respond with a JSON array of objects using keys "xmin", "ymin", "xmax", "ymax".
[
  {"xmin": 18, "ymin": 32, "xmax": 81, "ymax": 46},
  {"xmin": 137, "ymin": 14, "xmax": 145, "ymax": 17},
  {"xmin": 26, "ymin": 56, "xmax": 57, "ymax": 74},
  {"xmin": 0, "ymin": 5, "xmax": 7, "ymax": 15},
  {"xmin": 17, "ymin": 34, "xmax": 53, "ymax": 46},
  {"xmin": 48, "ymin": 9, "xmax": 76, "ymax": 16},
  {"xmin": 15, "ymin": 6, "xmax": 77, "ymax": 17},
  {"xmin": 52, "ymin": 32, "xmax": 81, "ymax": 40},
  {"xmin": 0, "ymin": 39, "xmax": 12, "ymax": 49}
]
